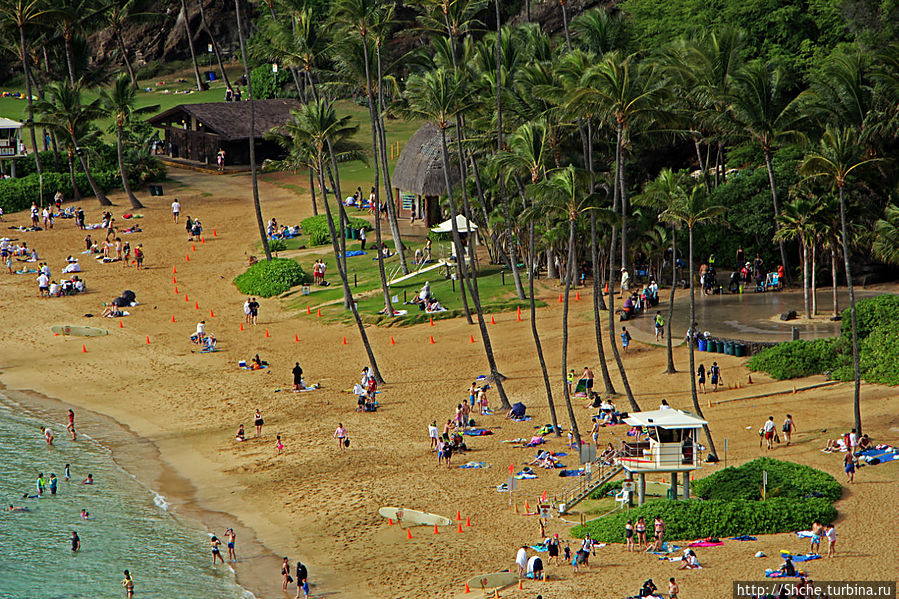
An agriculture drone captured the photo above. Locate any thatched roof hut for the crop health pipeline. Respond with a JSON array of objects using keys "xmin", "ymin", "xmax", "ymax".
[{"xmin": 391, "ymin": 122, "xmax": 460, "ymax": 227}]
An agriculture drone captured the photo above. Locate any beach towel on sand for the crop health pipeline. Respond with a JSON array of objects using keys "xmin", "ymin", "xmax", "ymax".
[
  {"xmin": 458, "ymin": 461, "xmax": 488, "ymax": 469},
  {"xmin": 515, "ymin": 471, "xmax": 538, "ymax": 480},
  {"xmin": 731, "ymin": 536, "xmax": 757, "ymax": 541},
  {"xmin": 782, "ymin": 553, "xmax": 821, "ymax": 562},
  {"xmin": 558, "ymin": 469, "xmax": 585, "ymax": 477},
  {"xmin": 463, "ymin": 428, "xmax": 493, "ymax": 436},
  {"xmin": 688, "ymin": 540, "xmax": 724, "ymax": 547},
  {"xmin": 765, "ymin": 569, "xmax": 807, "ymax": 578}
]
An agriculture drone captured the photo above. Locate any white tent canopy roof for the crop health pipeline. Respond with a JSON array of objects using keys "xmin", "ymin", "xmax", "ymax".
[
  {"xmin": 0, "ymin": 117, "xmax": 23, "ymax": 129},
  {"xmin": 430, "ymin": 214, "xmax": 478, "ymax": 234},
  {"xmin": 624, "ymin": 409, "xmax": 707, "ymax": 429}
]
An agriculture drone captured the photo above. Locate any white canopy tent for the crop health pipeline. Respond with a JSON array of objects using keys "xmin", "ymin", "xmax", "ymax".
[
  {"xmin": 623, "ymin": 409, "xmax": 707, "ymax": 429},
  {"xmin": 430, "ymin": 215, "xmax": 478, "ymax": 263}
]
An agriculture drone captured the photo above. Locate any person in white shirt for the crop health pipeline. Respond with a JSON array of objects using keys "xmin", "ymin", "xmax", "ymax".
[
  {"xmin": 171, "ymin": 200, "xmax": 181, "ymax": 223},
  {"xmin": 48, "ymin": 281, "xmax": 59, "ymax": 296},
  {"xmin": 40, "ymin": 263, "xmax": 51, "ymax": 277},
  {"xmin": 659, "ymin": 399, "xmax": 673, "ymax": 410},
  {"xmin": 849, "ymin": 428, "xmax": 859, "ymax": 454},
  {"xmin": 515, "ymin": 546, "xmax": 528, "ymax": 577},
  {"xmin": 763, "ymin": 416, "xmax": 776, "ymax": 450},
  {"xmin": 37, "ymin": 272, "xmax": 49, "ymax": 296},
  {"xmin": 195, "ymin": 320, "xmax": 206, "ymax": 343},
  {"xmin": 428, "ymin": 420, "xmax": 439, "ymax": 451}
]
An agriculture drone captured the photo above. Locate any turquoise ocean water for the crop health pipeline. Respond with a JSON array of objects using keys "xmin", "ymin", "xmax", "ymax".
[{"xmin": 0, "ymin": 393, "xmax": 252, "ymax": 599}]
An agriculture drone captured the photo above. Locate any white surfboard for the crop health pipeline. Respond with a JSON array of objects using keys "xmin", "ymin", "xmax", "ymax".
[
  {"xmin": 466, "ymin": 572, "xmax": 518, "ymax": 591},
  {"xmin": 52, "ymin": 325, "xmax": 109, "ymax": 337},
  {"xmin": 378, "ymin": 506, "xmax": 451, "ymax": 527}
]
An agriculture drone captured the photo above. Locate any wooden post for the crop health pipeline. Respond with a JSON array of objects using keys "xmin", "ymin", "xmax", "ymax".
[{"xmin": 638, "ymin": 473, "xmax": 646, "ymax": 506}]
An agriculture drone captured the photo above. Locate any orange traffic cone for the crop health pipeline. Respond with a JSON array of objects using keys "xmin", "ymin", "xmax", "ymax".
[
  {"xmin": 201, "ymin": 236, "xmax": 205, "ymax": 244},
  {"xmin": 306, "ymin": 306, "xmax": 311, "ymax": 315},
  {"xmin": 317, "ymin": 309, "xmax": 322, "ymax": 317},
  {"xmin": 464, "ymin": 583, "xmax": 471, "ymax": 594},
  {"xmin": 576, "ymin": 291, "xmax": 581, "ymax": 301},
  {"xmin": 239, "ymin": 323, "xmax": 244, "ymax": 331},
  {"xmin": 295, "ymin": 334, "xmax": 299, "ymax": 342},
  {"xmin": 525, "ymin": 500, "xmax": 531, "ymax": 512},
  {"xmin": 192, "ymin": 244, "xmax": 196, "ymax": 252},
  {"xmin": 458, "ymin": 522, "xmax": 463, "ymax": 533},
  {"xmin": 195, "ymin": 301, "xmax": 199, "ymax": 310},
  {"xmin": 265, "ymin": 329, "xmax": 270, "ymax": 338},
  {"xmin": 82, "ymin": 344, "xmax": 87, "ymax": 353},
  {"xmin": 466, "ymin": 516, "xmax": 471, "ymax": 527},
  {"xmin": 172, "ymin": 315, "xmax": 176, "ymax": 323},
  {"xmin": 429, "ymin": 317, "xmax": 434, "ymax": 327},
  {"xmin": 174, "ymin": 286, "xmax": 178, "ymax": 294},
  {"xmin": 342, "ymin": 336, "xmax": 347, "ymax": 345},
  {"xmin": 172, "ymin": 266, "xmax": 177, "ymax": 274},
  {"xmin": 407, "ymin": 528, "xmax": 413, "ymax": 539},
  {"xmin": 429, "ymin": 335, "xmax": 435, "ymax": 344},
  {"xmin": 387, "ymin": 518, "xmax": 393, "ymax": 526},
  {"xmin": 470, "ymin": 334, "xmax": 475, "ymax": 343},
  {"xmin": 604, "ymin": 283, "xmax": 609, "ymax": 294},
  {"xmin": 516, "ymin": 306, "xmax": 522, "ymax": 321},
  {"xmin": 390, "ymin": 336, "xmax": 396, "ymax": 345},
  {"xmin": 457, "ymin": 510, "xmax": 462, "ymax": 521},
  {"xmin": 185, "ymin": 294, "xmax": 189, "ymax": 302},
  {"xmin": 518, "ymin": 580, "xmax": 523, "ymax": 590},
  {"xmin": 119, "ymin": 320, "xmax": 124, "ymax": 328},
  {"xmin": 558, "ymin": 293, "xmax": 563, "ymax": 303},
  {"xmin": 210, "ymin": 309, "xmax": 214, "ymax": 318},
  {"xmin": 146, "ymin": 335, "xmax": 150, "ymax": 344},
  {"xmin": 186, "ymin": 254, "xmax": 190, "ymax": 262},
  {"xmin": 172, "ymin": 276, "xmax": 177, "ymax": 284},
  {"xmin": 433, "ymin": 524, "xmax": 439, "ymax": 534},
  {"xmin": 490, "ymin": 315, "xmax": 496, "ymax": 325},
  {"xmin": 213, "ymin": 229, "xmax": 217, "ymax": 237}
]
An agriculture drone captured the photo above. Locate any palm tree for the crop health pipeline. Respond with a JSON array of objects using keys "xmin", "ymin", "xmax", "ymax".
[
  {"xmin": 196, "ymin": 0, "xmax": 232, "ymax": 91},
  {"xmin": 775, "ymin": 193, "xmax": 820, "ymax": 318},
  {"xmin": 287, "ymin": 100, "xmax": 387, "ymax": 383},
  {"xmin": 53, "ymin": 0, "xmax": 104, "ymax": 86},
  {"xmin": 528, "ymin": 165, "xmax": 597, "ymax": 446},
  {"xmin": 800, "ymin": 126, "xmax": 881, "ymax": 436},
  {"xmin": 100, "ymin": 74, "xmax": 158, "ymax": 209},
  {"xmin": 233, "ymin": 0, "xmax": 271, "ymax": 260},
  {"xmin": 178, "ymin": 0, "xmax": 205, "ymax": 92},
  {"xmin": 0, "ymin": 0, "xmax": 52, "ymax": 201},
  {"xmin": 728, "ymin": 61, "xmax": 805, "ymax": 281},
  {"xmin": 103, "ymin": 0, "xmax": 158, "ymax": 89},
  {"xmin": 633, "ymin": 168, "xmax": 692, "ymax": 374},
  {"xmin": 873, "ymin": 203, "xmax": 899, "ymax": 265},
  {"xmin": 404, "ymin": 68, "xmax": 513, "ymax": 410},
  {"xmin": 570, "ymin": 7, "xmax": 628, "ymax": 56},
  {"xmin": 658, "ymin": 184, "xmax": 724, "ymax": 459},
  {"xmin": 35, "ymin": 82, "xmax": 111, "ymax": 206},
  {"xmin": 494, "ymin": 121, "xmax": 560, "ymax": 435}
]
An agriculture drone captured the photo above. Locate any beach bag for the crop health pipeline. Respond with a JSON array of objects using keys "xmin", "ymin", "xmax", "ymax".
[{"xmin": 343, "ymin": 437, "xmax": 350, "ymax": 447}]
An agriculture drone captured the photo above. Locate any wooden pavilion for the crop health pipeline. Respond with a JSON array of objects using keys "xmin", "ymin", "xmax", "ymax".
[
  {"xmin": 148, "ymin": 99, "xmax": 301, "ymax": 167},
  {"xmin": 391, "ymin": 122, "xmax": 460, "ymax": 227}
]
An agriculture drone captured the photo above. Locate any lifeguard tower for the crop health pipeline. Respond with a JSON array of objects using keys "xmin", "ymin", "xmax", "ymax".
[
  {"xmin": 618, "ymin": 409, "xmax": 706, "ymax": 504},
  {"xmin": 0, "ymin": 117, "xmax": 25, "ymax": 178}
]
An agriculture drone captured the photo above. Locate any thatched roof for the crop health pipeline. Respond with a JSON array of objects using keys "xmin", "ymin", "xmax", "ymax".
[
  {"xmin": 392, "ymin": 122, "xmax": 460, "ymax": 196},
  {"xmin": 148, "ymin": 99, "xmax": 302, "ymax": 140}
]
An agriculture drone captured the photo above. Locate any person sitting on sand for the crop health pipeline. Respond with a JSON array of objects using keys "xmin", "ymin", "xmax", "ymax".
[
  {"xmin": 823, "ymin": 437, "xmax": 848, "ymax": 452},
  {"xmin": 101, "ymin": 305, "xmax": 124, "ymax": 318},
  {"xmin": 857, "ymin": 434, "xmax": 871, "ymax": 452},
  {"xmin": 235, "ymin": 425, "xmax": 246, "ymax": 442},
  {"xmin": 778, "ymin": 556, "xmax": 796, "ymax": 577},
  {"xmin": 251, "ymin": 354, "xmax": 266, "ymax": 370},
  {"xmin": 677, "ymin": 549, "xmax": 701, "ymax": 569}
]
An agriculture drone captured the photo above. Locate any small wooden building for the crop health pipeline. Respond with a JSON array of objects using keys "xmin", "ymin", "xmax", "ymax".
[
  {"xmin": 148, "ymin": 99, "xmax": 301, "ymax": 167},
  {"xmin": 391, "ymin": 122, "xmax": 460, "ymax": 228},
  {"xmin": 0, "ymin": 117, "xmax": 25, "ymax": 177}
]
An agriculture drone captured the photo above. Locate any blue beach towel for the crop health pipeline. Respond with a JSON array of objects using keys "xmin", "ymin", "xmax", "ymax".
[{"xmin": 731, "ymin": 535, "xmax": 757, "ymax": 541}]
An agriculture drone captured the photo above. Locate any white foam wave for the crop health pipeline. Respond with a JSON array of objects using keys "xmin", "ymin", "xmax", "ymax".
[{"xmin": 152, "ymin": 491, "xmax": 170, "ymax": 511}]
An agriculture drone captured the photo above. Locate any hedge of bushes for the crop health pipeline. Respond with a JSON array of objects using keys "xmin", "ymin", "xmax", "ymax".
[
  {"xmin": 0, "ymin": 170, "xmax": 123, "ymax": 214},
  {"xmin": 692, "ymin": 458, "xmax": 842, "ymax": 502},
  {"xmin": 573, "ymin": 459, "xmax": 840, "ymax": 542},
  {"xmin": 233, "ymin": 258, "xmax": 309, "ymax": 297},
  {"xmin": 749, "ymin": 295, "xmax": 899, "ymax": 385},
  {"xmin": 300, "ymin": 214, "xmax": 371, "ymax": 246}
]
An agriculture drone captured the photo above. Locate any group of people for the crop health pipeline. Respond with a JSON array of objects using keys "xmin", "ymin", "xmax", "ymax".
[
  {"xmin": 311, "ymin": 259, "xmax": 328, "ymax": 285},
  {"xmin": 618, "ymin": 273, "xmax": 660, "ymax": 321},
  {"xmin": 761, "ymin": 414, "xmax": 797, "ymax": 450},
  {"xmin": 35, "ymin": 260, "xmax": 87, "ymax": 297},
  {"xmin": 696, "ymin": 362, "xmax": 723, "ymax": 392}
]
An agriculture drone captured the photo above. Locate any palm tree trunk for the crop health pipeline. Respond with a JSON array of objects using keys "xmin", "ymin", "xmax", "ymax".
[
  {"xmin": 19, "ymin": 26, "xmax": 42, "ymax": 204},
  {"xmin": 607, "ymin": 224, "xmax": 640, "ymax": 412},
  {"xmin": 666, "ymin": 225, "xmax": 677, "ymax": 373},
  {"xmin": 315, "ymin": 163, "xmax": 386, "ymax": 384},
  {"xmin": 688, "ymin": 225, "xmax": 718, "ymax": 457},
  {"xmin": 811, "ymin": 243, "xmax": 817, "ymax": 315},
  {"xmin": 72, "ymin": 139, "xmax": 111, "ymax": 206},
  {"xmin": 802, "ymin": 243, "xmax": 809, "ymax": 318},
  {"xmin": 180, "ymin": 0, "xmax": 205, "ymax": 92},
  {"xmin": 440, "ymin": 128, "xmax": 510, "ymax": 408},
  {"xmin": 619, "ymin": 144, "xmax": 629, "ymax": 272},
  {"xmin": 764, "ymin": 150, "xmax": 790, "ymax": 284},
  {"xmin": 590, "ymin": 211, "xmax": 616, "ymax": 394},
  {"xmin": 308, "ymin": 168, "xmax": 318, "ymax": 215},
  {"xmin": 559, "ymin": 0, "xmax": 573, "ymax": 51},
  {"xmin": 115, "ymin": 29, "xmax": 139, "ymax": 89},
  {"xmin": 196, "ymin": 0, "xmax": 232, "ymax": 91},
  {"xmin": 67, "ymin": 151, "xmax": 83, "ymax": 202},
  {"xmin": 561, "ymin": 218, "xmax": 582, "ymax": 445},
  {"xmin": 838, "ymin": 186, "xmax": 861, "ymax": 434},
  {"xmin": 234, "ymin": 0, "xmax": 271, "ymax": 261},
  {"xmin": 374, "ymin": 41, "xmax": 408, "ymax": 275},
  {"xmin": 530, "ymin": 217, "xmax": 560, "ymax": 435},
  {"xmin": 64, "ymin": 33, "xmax": 77, "ymax": 86},
  {"xmin": 116, "ymin": 125, "xmax": 143, "ymax": 209},
  {"xmin": 831, "ymin": 246, "xmax": 839, "ymax": 316}
]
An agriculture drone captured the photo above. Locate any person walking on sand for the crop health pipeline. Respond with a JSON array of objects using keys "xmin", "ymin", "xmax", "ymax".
[
  {"xmin": 696, "ymin": 364, "xmax": 706, "ymax": 393},
  {"xmin": 66, "ymin": 409, "xmax": 76, "ymax": 441},
  {"xmin": 281, "ymin": 557, "xmax": 292, "ymax": 590},
  {"xmin": 171, "ymin": 199, "xmax": 181, "ymax": 223},
  {"xmin": 276, "ymin": 435, "xmax": 284, "ymax": 455},
  {"xmin": 428, "ymin": 420, "xmax": 439, "ymax": 451},
  {"xmin": 248, "ymin": 298, "xmax": 259, "ymax": 326},
  {"xmin": 763, "ymin": 416, "xmax": 776, "ymax": 450},
  {"xmin": 295, "ymin": 560, "xmax": 309, "ymax": 599},
  {"xmin": 292, "ymin": 362, "xmax": 304, "ymax": 391},
  {"xmin": 254, "ymin": 409, "xmax": 264, "ymax": 437},
  {"xmin": 225, "ymin": 528, "xmax": 237, "ymax": 562},
  {"xmin": 810, "ymin": 521, "xmax": 823, "ymax": 555},
  {"xmin": 825, "ymin": 524, "xmax": 837, "ymax": 558},
  {"xmin": 709, "ymin": 362, "xmax": 722, "ymax": 391},
  {"xmin": 211, "ymin": 535, "xmax": 224, "ymax": 565},
  {"xmin": 654, "ymin": 311, "xmax": 665, "ymax": 341},
  {"xmin": 122, "ymin": 570, "xmax": 135, "ymax": 598},
  {"xmin": 843, "ymin": 451, "xmax": 856, "ymax": 483},
  {"xmin": 243, "ymin": 297, "xmax": 251, "ymax": 323},
  {"xmin": 783, "ymin": 414, "xmax": 796, "ymax": 446},
  {"xmin": 621, "ymin": 326, "xmax": 632, "ymax": 352},
  {"xmin": 582, "ymin": 366, "xmax": 594, "ymax": 396},
  {"xmin": 334, "ymin": 423, "xmax": 347, "ymax": 449}
]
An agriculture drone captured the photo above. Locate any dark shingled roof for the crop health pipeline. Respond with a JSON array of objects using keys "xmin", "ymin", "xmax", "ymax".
[
  {"xmin": 148, "ymin": 99, "xmax": 302, "ymax": 141},
  {"xmin": 391, "ymin": 122, "xmax": 460, "ymax": 196}
]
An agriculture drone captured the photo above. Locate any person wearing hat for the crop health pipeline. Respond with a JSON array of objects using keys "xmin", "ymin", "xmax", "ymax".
[{"xmin": 620, "ymin": 267, "xmax": 630, "ymax": 293}]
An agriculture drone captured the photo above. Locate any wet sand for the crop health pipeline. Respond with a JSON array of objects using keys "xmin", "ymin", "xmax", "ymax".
[{"xmin": 1, "ymin": 170, "xmax": 897, "ymax": 598}]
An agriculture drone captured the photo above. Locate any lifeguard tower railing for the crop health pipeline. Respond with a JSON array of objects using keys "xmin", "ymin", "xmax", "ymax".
[{"xmin": 553, "ymin": 458, "xmax": 624, "ymax": 514}]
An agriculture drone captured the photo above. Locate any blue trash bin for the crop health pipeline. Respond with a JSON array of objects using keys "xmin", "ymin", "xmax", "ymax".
[{"xmin": 698, "ymin": 339, "xmax": 707, "ymax": 352}]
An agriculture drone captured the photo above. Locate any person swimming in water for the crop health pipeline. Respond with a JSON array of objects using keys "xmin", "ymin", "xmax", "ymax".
[
  {"xmin": 80, "ymin": 509, "xmax": 90, "ymax": 519},
  {"xmin": 71, "ymin": 531, "xmax": 81, "ymax": 552},
  {"xmin": 8, "ymin": 505, "xmax": 28, "ymax": 512},
  {"xmin": 82, "ymin": 474, "xmax": 93, "ymax": 484},
  {"xmin": 64, "ymin": 464, "xmax": 71, "ymax": 481}
]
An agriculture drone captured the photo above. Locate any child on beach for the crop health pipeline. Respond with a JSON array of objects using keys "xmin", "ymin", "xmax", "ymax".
[
  {"xmin": 844, "ymin": 452, "xmax": 856, "ymax": 483},
  {"xmin": 276, "ymin": 435, "xmax": 284, "ymax": 455},
  {"xmin": 669, "ymin": 577, "xmax": 679, "ymax": 598},
  {"xmin": 64, "ymin": 464, "xmax": 70, "ymax": 481},
  {"xmin": 621, "ymin": 327, "xmax": 631, "ymax": 351},
  {"xmin": 334, "ymin": 423, "xmax": 347, "ymax": 449},
  {"xmin": 825, "ymin": 524, "xmax": 837, "ymax": 557},
  {"xmin": 133, "ymin": 244, "xmax": 143, "ymax": 269},
  {"xmin": 122, "ymin": 570, "xmax": 134, "ymax": 598},
  {"xmin": 40, "ymin": 426, "xmax": 55, "ymax": 445}
]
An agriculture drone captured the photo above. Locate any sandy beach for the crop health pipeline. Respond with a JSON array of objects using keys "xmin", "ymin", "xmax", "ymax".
[{"xmin": 1, "ymin": 169, "xmax": 897, "ymax": 598}]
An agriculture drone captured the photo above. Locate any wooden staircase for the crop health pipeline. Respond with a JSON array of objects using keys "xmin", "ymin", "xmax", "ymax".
[{"xmin": 554, "ymin": 463, "xmax": 624, "ymax": 514}]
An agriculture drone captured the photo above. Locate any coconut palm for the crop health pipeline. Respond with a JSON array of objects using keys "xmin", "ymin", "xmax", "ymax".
[
  {"xmin": 775, "ymin": 193, "xmax": 820, "ymax": 318},
  {"xmin": 178, "ymin": 0, "xmax": 205, "ymax": 92},
  {"xmin": 103, "ymin": 0, "xmax": 158, "ymax": 89},
  {"xmin": 53, "ymin": 0, "xmax": 105, "ymax": 86},
  {"xmin": 633, "ymin": 168, "xmax": 692, "ymax": 374},
  {"xmin": 570, "ymin": 6, "xmax": 628, "ymax": 56},
  {"xmin": 873, "ymin": 204, "xmax": 899, "ymax": 266},
  {"xmin": 35, "ymin": 82, "xmax": 111, "ymax": 206},
  {"xmin": 100, "ymin": 74, "xmax": 158, "ymax": 209},
  {"xmin": 494, "ymin": 121, "xmax": 560, "ymax": 435},
  {"xmin": 0, "ymin": 0, "xmax": 53, "ymax": 199},
  {"xmin": 195, "ymin": 0, "xmax": 232, "ymax": 91},
  {"xmin": 658, "ymin": 184, "xmax": 724, "ymax": 458},
  {"xmin": 800, "ymin": 125, "xmax": 881, "ymax": 435},
  {"xmin": 404, "ymin": 67, "xmax": 513, "ymax": 410},
  {"xmin": 233, "ymin": 0, "xmax": 271, "ymax": 261},
  {"xmin": 728, "ymin": 61, "xmax": 805, "ymax": 282},
  {"xmin": 287, "ymin": 100, "xmax": 387, "ymax": 383}
]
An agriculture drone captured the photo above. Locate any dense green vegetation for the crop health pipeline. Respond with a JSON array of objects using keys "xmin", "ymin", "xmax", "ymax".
[
  {"xmin": 574, "ymin": 459, "xmax": 840, "ymax": 542},
  {"xmin": 300, "ymin": 214, "xmax": 371, "ymax": 246},
  {"xmin": 233, "ymin": 258, "xmax": 309, "ymax": 297},
  {"xmin": 749, "ymin": 295, "xmax": 899, "ymax": 385}
]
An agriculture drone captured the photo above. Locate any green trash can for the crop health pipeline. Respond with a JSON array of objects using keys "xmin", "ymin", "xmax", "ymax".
[
  {"xmin": 734, "ymin": 343, "xmax": 747, "ymax": 357},
  {"xmin": 345, "ymin": 228, "xmax": 358, "ymax": 240},
  {"xmin": 724, "ymin": 341, "xmax": 735, "ymax": 356},
  {"xmin": 710, "ymin": 340, "xmax": 720, "ymax": 353}
]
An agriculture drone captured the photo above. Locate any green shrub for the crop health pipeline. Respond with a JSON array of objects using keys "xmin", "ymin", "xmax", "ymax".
[
  {"xmin": 589, "ymin": 480, "xmax": 624, "ymax": 500},
  {"xmin": 268, "ymin": 238, "xmax": 288, "ymax": 252},
  {"xmin": 747, "ymin": 338, "xmax": 838, "ymax": 379},
  {"xmin": 571, "ymin": 497, "xmax": 837, "ymax": 543},
  {"xmin": 0, "ymin": 170, "xmax": 122, "ymax": 214},
  {"xmin": 300, "ymin": 214, "xmax": 371, "ymax": 246},
  {"xmin": 233, "ymin": 258, "xmax": 309, "ymax": 297},
  {"xmin": 852, "ymin": 322, "xmax": 899, "ymax": 386},
  {"xmin": 842, "ymin": 294, "xmax": 899, "ymax": 341},
  {"xmin": 249, "ymin": 64, "xmax": 294, "ymax": 99},
  {"xmin": 692, "ymin": 458, "xmax": 842, "ymax": 502}
]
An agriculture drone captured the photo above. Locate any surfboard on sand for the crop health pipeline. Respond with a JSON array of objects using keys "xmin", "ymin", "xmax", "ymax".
[
  {"xmin": 466, "ymin": 572, "xmax": 518, "ymax": 591},
  {"xmin": 378, "ymin": 507, "xmax": 451, "ymax": 527},
  {"xmin": 52, "ymin": 325, "xmax": 109, "ymax": 337}
]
